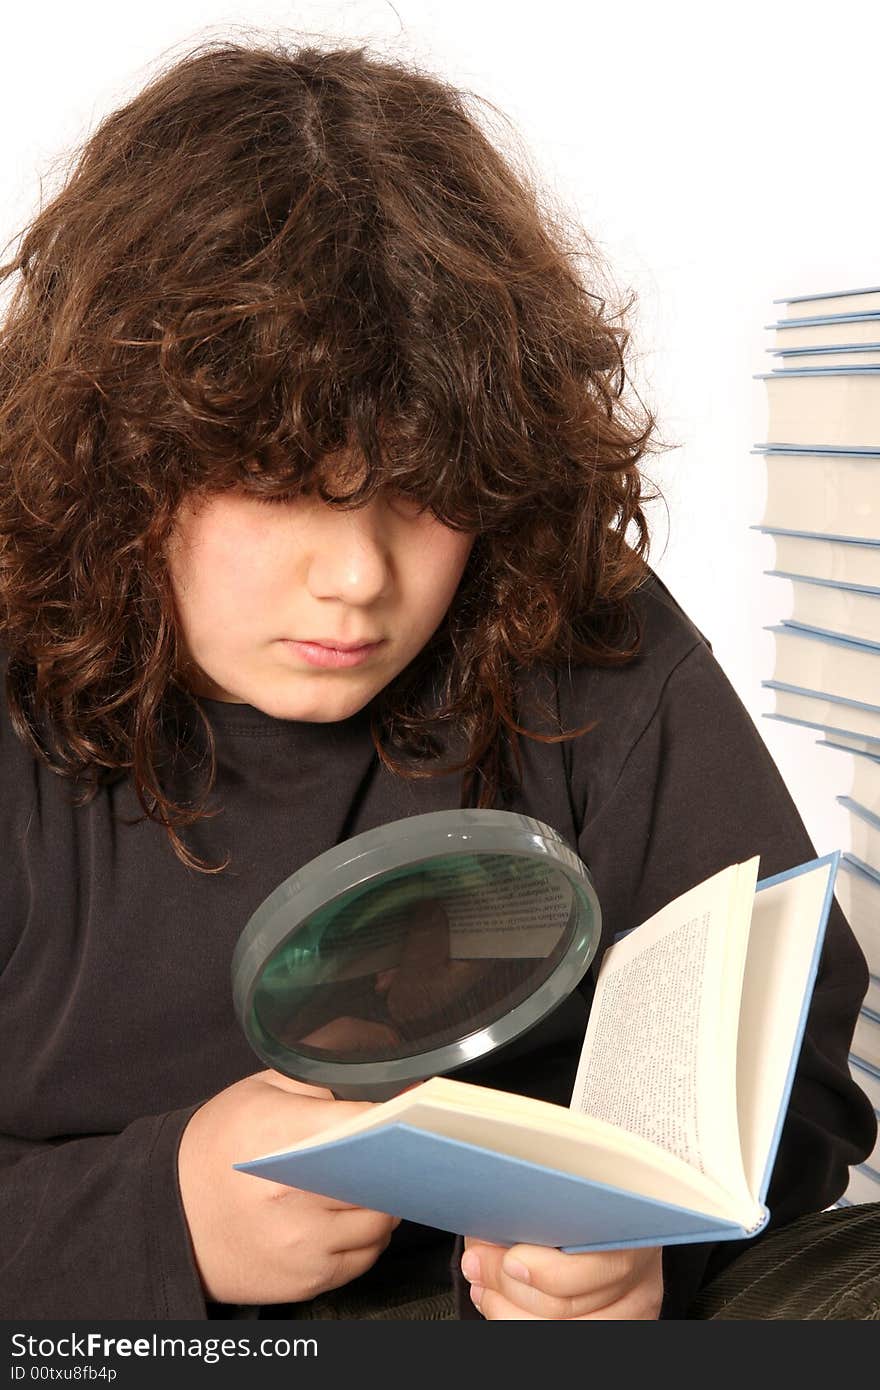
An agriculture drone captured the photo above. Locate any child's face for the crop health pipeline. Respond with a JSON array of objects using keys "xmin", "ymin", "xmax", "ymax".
[{"xmin": 165, "ymin": 466, "xmax": 478, "ymax": 722}]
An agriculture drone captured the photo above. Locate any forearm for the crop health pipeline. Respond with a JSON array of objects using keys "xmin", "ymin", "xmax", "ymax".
[{"xmin": 0, "ymin": 1106, "xmax": 207, "ymax": 1319}]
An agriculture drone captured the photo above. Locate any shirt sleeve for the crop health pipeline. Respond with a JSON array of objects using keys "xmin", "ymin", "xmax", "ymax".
[
  {"xmin": 574, "ymin": 639, "xmax": 877, "ymax": 1319},
  {"xmin": 0, "ymin": 1106, "xmax": 209, "ymax": 1318}
]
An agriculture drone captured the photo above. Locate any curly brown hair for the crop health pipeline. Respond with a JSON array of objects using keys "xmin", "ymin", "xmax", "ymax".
[{"xmin": 0, "ymin": 34, "xmax": 667, "ymax": 874}]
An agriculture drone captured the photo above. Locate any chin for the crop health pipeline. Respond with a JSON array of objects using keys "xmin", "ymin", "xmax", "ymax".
[{"xmin": 261, "ymin": 686, "xmax": 377, "ymax": 724}]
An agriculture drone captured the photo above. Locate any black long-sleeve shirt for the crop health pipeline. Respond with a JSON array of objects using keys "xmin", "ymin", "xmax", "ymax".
[{"xmin": 0, "ymin": 568, "xmax": 875, "ymax": 1320}]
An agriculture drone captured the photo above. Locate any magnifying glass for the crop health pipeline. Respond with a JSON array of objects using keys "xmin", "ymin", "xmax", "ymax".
[{"xmin": 232, "ymin": 808, "xmax": 602, "ymax": 1100}]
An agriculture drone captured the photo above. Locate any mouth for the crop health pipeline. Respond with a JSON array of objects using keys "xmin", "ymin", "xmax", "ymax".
[
  {"xmin": 296, "ymin": 639, "xmax": 384, "ymax": 651},
  {"xmin": 278, "ymin": 638, "xmax": 386, "ymax": 670}
]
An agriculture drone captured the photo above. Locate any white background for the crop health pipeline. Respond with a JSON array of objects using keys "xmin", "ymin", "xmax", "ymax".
[{"xmin": 2, "ymin": 0, "xmax": 878, "ymax": 855}]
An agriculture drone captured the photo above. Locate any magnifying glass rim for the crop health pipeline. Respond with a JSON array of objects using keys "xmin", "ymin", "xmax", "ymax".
[{"xmin": 231, "ymin": 808, "xmax": 601, "ymax": 1098}]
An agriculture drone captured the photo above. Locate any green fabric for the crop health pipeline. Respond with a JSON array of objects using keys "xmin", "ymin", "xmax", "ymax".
[
  {"xmin": 260, "ymin": 1241, "xmax": 457, "ymax": 1321},
  {"xmin": 687, "ymin": 1202, "xmax": 880, "ymax": 1320}
]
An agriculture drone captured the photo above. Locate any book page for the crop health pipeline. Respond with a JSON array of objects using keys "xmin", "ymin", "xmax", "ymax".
[
  {"xmin": 569, "ymin": 860, "xmax": 758, "ymax": 1204},
  {"xmin": 763, "ymin": 453, "xmax": 879, "ymax": 540},
  {"xmin": 765, "ymin": 373, "xmax": 879, "ymax": 451},
  {"xmin": 306, "ymin": 856, "xmax": 573, "ymax": 985},
  {"xmin": 238, "ymin": 1072, "xmax": 746, "ymax": 1223},
  {"xmin": 785, "ymin": 575, "xmax": 880, "ymax": 647},
  {"xmin": 771, "ymin": 533, "xmax": 880, "ymax": 588},
  {"xmin": 735, "ymin": 859, "xmax": 836, "ymax": 1196},
  {"xmin": 771, "ymin": 625, "xmax": 877, "ymax": 709}
]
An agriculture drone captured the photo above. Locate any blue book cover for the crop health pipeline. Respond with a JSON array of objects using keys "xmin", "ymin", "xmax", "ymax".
[
  {"xmin": 769, "ymin": 365, "xmax": 880, "ymax": 374},
  {"xmin": 772, "ymin": 286, "xmax": 880, "ymax": 306},
  {"xmin": 852, "ymin": 1009, "xmax": 880, "ymax": 1076},
  {"xmin": 751, "ymin": 446, "xmax": 880, "ymax": 457},
  {"xmin": 751, "ymin": 440, "xmax": 880, "ymax": 457},
  {"xmin": 763, "ymin": 712, "xmax": 880, "ymax": 748},
  {"xmin": 843, "ymin": 853, "xmax": 880, "ymax": 889},
  {"xmin": 764, "ymin": 621, "xmax": 880, "ymax": 657},
  {"xmin": 762, "ymin": 681, "xmax": 880, "ymax": 717},
  {"xmin": 817, "ymin": 738, "xmax": 880, "ymax": 765},
  {"xmin": 755, "ymin": 367, "xmax": 880, "ymax": 378},
  {"xmin": 751, "ymin": 524, "xmax": 880, "ymax": 547},
  {"xmin": 779, "ymin": 619, "xmax": 880, "ymax": 653},
  {"xmin": 850, "ymin": 1054, "xmax": 880, "ymax": 1106},
  {"xmin": 768, "ymin": 345, "xmax": 880, "ymax": 359},
  {"xmin": 233, "ymin": 854, "xmax": 839, "ymax": 1252},
  {"xmin": 837, "ymin": 796, "xmax": 880, "ymax": 834},
  {"xmin": 763, "ymin": 624, "xmax": 880, "ymax": 719},
  {"xmin": 766, "ymin": 571, "xmax": 880, "ymax": 598},
  {"xmin": 764, "ymin": 314, "xmax": 880, "ymax": 329}
]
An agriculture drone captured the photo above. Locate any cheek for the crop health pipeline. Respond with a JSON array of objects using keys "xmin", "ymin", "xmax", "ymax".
[
  {"xmin": 444, "ymin": 531, "xmax": 478, "ymax": 588},
  {"xmin": 174, "ymin": 513, "xmax": 274, "ymax": 605},
  {"xmin": 413, "ymin": 529, "xmax": 476, "ymax": 612}
]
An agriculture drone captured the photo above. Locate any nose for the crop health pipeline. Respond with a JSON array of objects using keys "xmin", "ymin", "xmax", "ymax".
[{"xmin": 305, "ymin": 499, "xmax": 393, "ymax": 606}]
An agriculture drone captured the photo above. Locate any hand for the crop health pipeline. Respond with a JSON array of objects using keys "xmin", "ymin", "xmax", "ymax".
[
  {"xmin": 177, "ymin": 1068, "xmax": 402, "ymax": 1306},
  {"xmin": 300, "ymin": 1016, "xmax": 403, "ymax": 1055},
  {"xmin": 460, "ymin": 1238, "xmax": 664, "ymax": 1320},
  {"xmin": 374, "ymin": 902, "xmax": 492, "ymax": 1028}
]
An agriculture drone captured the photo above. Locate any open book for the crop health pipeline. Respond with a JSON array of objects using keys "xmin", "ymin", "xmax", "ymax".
[{"xmin": 233, "ymin": 852, "xmax": 840, "ymax": 1252}]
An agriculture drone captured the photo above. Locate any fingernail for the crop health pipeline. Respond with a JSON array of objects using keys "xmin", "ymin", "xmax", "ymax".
[
  {"xmin": 461, "ymin": 1251, "xmax": 481, "ymax": 1283},
  {"xmin": 503, "ymin": 1256, "xmax": 531, "ymax": 1283},
  {"xmin": 470, "ymin": 1283, "xmax": 483, "ymax": 1309}
]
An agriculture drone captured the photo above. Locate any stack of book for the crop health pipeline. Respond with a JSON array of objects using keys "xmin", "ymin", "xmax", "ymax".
[{"xmin": 753, "ymin": 284, "xmax": 880, "ymax": 1206}]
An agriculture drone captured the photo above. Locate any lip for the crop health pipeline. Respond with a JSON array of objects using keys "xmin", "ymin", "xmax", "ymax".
[
  {"xmin": 279, "ymin": 639, "xmax": 385, "ymax": 670},
  {"xmin": 300, "ymin": 639, "xmax": 384, "ymax": 652}
]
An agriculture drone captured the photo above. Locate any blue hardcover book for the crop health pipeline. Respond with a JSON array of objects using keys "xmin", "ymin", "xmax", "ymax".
[
  {"xmin": 837, "ymin": 796, "xmax": 880, "ymax": 868},
  {"xmin": 780, "ymin": 620, "xmax": 880, "ymax": 653},
  {"xmin": 764, "ymin": 314, "xmax": 880, "ymax": 330},
  {"xmin": 850, "ymin": 1055, "xmax": 880, "ymax": 1111},
  {"xmin": 819, "ymin": 738, "xmax": 880, "ymax": 763},
  {"xmin": 843, "ymin": 853, "xmax": 880, "ymax": 890},
  {"xmin": 768, "ymin": 345, "xmax": 880, "ymax": 360},
  {"xmin": 839, "ymin": 1163, "xmax": 880, "ymax": 1207},
  {"xmin": 234, "ymin": 853, "xmax": 840, "ymax": 1252},
  {"xmin": 768, "ymin": 572, "xmax": 880, "ymax": 598},
  {"xmin": 852, "ymin": 1009, "xmax": 880, "ymax": 1076},
  {"xmin": 752, "ymin": 523, "xmax": 880, "ymax": 546},
  {"xmin": 763, "ymin": 623, "xmax": 880, "ymax": 722},
  {"xmin": 772, "ymin": 285, "xmax": 880, "ymax": 308},
  {"xmin": 763, "ymin": 711, "xmax": 880, "ymax": 747}
]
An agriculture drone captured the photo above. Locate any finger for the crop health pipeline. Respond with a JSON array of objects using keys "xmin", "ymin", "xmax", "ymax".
[
  {"xmin": 494, "ymin": 1241, "xmax": 655, "ymax": 1303},
  {"xmin": 468, "ymin": 1283, "xmax": 542, "ymax": 1320},
  {"xmin": 463, "ymin": 1242, "xmax": 660, "ymax": 1320},
  {"xmin": 464, "ymin": 1243, "xmax": 586, "ymax": 1320},
  {"xmin": 474, "ymin": 1280, "xmax": 660, "ymax": 1321},
  {"xmin": 324, "ymin": 1205, "xmax": 403, "ymax": 1254}
]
